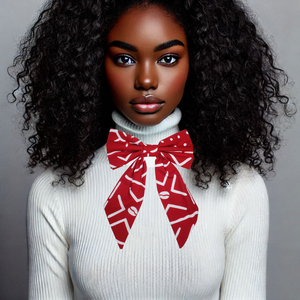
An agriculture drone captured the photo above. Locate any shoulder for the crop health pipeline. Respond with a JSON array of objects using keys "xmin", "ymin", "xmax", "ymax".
[
  {"xmin": 206, "ymin": 164, "xmax": 268, "ymax": 206},
  {"xmin": 28, "ymin": 168, "xmax": 60, "ymax": 215},
  {"xmin": 29, "ymin": 168, "xmax": 56, "ymax": 198},
  {"xmin": 224, "ymin": 165, "xmax": 269, "ymax": 236},
  {"xmin": 27, "ymin": 169, "xmax": 69, "ymax": 253},
  {"xmin": 232, "ymin": 164, "xmax": 268, "ymax": 203}
]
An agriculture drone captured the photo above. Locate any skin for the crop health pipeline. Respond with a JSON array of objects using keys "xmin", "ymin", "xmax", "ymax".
[{"xmin": 104, "ymin": 5, "xmax": 189, "ymax": 126}]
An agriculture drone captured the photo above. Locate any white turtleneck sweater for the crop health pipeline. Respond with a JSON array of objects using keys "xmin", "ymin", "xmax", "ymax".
[{"xmin": 27, "ymin": 108, "xmax": 269, "ymax": 300}]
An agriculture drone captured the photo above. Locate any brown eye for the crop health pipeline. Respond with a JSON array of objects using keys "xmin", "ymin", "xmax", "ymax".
[
  {"xmin": 158, "ymin": 55, "xmax": 179, "ymax": 65},
  {"xmin": 115, "ymin": 55, "xmax": 135, "ymax": 66}
]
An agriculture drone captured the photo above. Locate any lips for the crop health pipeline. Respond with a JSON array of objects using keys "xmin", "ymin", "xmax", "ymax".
[{"xmin": 130, "ymin": 95, "xmax": 165, "ymax": 114}]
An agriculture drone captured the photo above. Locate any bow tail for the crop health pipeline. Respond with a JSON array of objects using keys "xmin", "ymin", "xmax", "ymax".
[
  {"xmin": 104, "ymin": 159, "xmax": 147, "ymax": 249},
  {"xmin": 155, "ymin": 160, "xmax": 198, "ymax": 248}
]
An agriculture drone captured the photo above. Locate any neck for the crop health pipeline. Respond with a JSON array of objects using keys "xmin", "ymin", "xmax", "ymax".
[{"xmin": 112, "ymin": 108, "xmax": 182, "ymax": 144}]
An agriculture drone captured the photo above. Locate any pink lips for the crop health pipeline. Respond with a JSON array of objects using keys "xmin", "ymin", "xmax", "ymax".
[{"xmin": 130, "ymin": 95, "xmax": 165, "ymax": 114}]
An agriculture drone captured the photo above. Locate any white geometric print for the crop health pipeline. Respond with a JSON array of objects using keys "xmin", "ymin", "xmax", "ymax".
[
  {"xmin": 133, "ymin": 164, "xmax": 144, "ymax": 172},
  {"xmin": 108, "ymin": 195, "xmax": 125, "ymax": 218},
  {"xmin": 129, "ymin": 189, "xmax": 144, "ymax": 202},
  {"xmin": 156, "ymin": 171, "xmax": 169, "ymax": 186},
  {"xmin": 118, "ymin": 153, "xmax": 132, "ymax": 162},
  {"xmin": 116, "ymin": 239, "xmax": 125, "ymax": 246},
  {"xmin": 171, "ymin": 175, "xmax": 187, "ymax": 196},
  {"xmin": 187, "ymin": 187, "xmax": 196, "ymax": 204},
  {"xmin": 159, "ymin": 191, "xmax": 170, "ymax": 200},
  {"xmin": 125, "ymin": 175, "xmax": 146, "ymax": 188},
  {"xmin": 109, "ymin": 181, "xmax": 121, "ymax": 199},
  {"xmin": 168, "ymin": 153, "xmax": 192, "ymax": 167},
  {"xmin": 107, "ymin": 150, "xmax": 121, "ymax": 156},
  {"xmin": 128, "ymin": 206, "xmax": 138, "ymax": 216},
  {"xmin": 170, "ymin": 211, "xmax": 199, "ymax": 225},
  {"xmin": 175, "ymin": 227, "xmax": 181, "ymax": 238},
  {"xmin": 155, "ymin": 161, "xmax": 170, "ymax": 168},
  {"xmin": 111, "ymin": 129, "xmax": 126, "ymax": 142},
  {"xmin": 165, "ymin": 204, "xmax": 187, "ymax": 214},
  {"xmin": 110, "ymin": 218, "xmax": 131, "ymax": 233}
]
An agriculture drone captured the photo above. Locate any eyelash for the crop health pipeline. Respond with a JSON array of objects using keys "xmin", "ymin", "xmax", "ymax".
[
  {"xmin": 114, "ymin": 54, "xmax": 180, "ymax": 66},
  {"xmin": 158, "ymin": 54, "xmax": 180, "ymax": 65},
  {"xmin": 114, "ymin": 55, "xmax": 136, "ymax": 66}
]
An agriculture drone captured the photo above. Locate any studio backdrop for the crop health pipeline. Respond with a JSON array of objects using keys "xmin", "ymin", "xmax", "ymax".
[{"xmin": 0, "ymin": 0, "xmax": 299, "ymax": 299}]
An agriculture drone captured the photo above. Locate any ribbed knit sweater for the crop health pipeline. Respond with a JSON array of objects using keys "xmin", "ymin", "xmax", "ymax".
[{"xmin": 27, "ymin": 108, "xmax": 269, "ymax": 300}]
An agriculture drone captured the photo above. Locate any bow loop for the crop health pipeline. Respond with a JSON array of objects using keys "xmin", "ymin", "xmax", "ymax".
[
  {"xmin": 107, "ymin": 129, "xmax": 144, "ymax": 170},
  {"xmin": 105, "ymin": 129, "xmax": 198, "ymax": 249},
  {"xmin": 158, "ymin": 131, "xmax": 193, "ymax": 169}
]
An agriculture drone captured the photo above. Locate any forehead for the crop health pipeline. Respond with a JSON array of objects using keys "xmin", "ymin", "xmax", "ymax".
[{"xmin": 106, "ymin": 5, "xmax": 187, "ymax": 46}]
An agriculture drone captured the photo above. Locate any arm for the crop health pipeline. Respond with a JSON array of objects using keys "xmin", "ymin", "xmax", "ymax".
[
  {"xmin": 220, "ymin": 168, "xmax": 269, "ymax": 300},
  {"xmin": 27, "ymin": 171, "xmax": 74, "ymax": 299}
]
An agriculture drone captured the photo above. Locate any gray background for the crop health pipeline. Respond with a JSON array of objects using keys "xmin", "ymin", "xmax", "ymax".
[{"xmin": 0, "ymin": 0, "xmax": 299, "ymax": 299}]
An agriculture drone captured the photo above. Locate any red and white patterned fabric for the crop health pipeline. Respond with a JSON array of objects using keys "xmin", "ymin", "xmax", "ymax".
[{"xmin": 105, "ymin": 129, "xmax": 198, "ymax": 249}]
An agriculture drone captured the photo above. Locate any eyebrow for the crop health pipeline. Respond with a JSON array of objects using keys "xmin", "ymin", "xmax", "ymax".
[
  {"xmin": 107, "ymin": 41, "xmax": 137, "ymax": 52},
  {"xmin": 154, "ymin": 39, "xmax": 185, "ymax": 51},
  {"xmin": 107, "ymin": 39, "xmax": 185, "ymax": 52}
]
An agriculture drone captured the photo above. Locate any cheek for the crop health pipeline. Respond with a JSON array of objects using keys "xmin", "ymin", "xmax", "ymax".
[
  {"xmin": 174, "ymin": 73, "xmax": 188, "ymax": 91},
  {"xmin": 105, "ymin": 70, "xmax": 122, "ymax": 98},
  {"xmin": 166, "ymin": 69, "xmax": 189, "ymax": 98},
  {"xmin": 105, "ymin": 62, "xmax": 132, "ymax": 100}
]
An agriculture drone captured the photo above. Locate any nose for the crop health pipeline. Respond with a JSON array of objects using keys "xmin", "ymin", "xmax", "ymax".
[{"xmin": 134, "ymin": 61, "xmax": 158, "ymax": 91}]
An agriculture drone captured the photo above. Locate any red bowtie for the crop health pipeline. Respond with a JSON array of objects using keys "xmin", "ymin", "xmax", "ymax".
[{"xmin": 105, "ymin": 129, "xmax": 198, "ymax": 249}]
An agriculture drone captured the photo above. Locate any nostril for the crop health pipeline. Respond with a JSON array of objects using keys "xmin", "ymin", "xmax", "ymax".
[{"xmin": 134, "ymin": 69, "xmax": 158, "ymax": 90}]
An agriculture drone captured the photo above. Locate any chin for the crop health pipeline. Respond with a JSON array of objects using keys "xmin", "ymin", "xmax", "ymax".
[
  {"xmin": 127, "ymin": 111, "xmax": 169, "ymax": 127},
  {"xmin": 130, "ymin": 118, "xmax": 163, "ymax": 127}
]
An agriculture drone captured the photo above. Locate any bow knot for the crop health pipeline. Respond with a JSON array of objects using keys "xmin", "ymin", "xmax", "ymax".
[
  {"xmin": 105, "ymin": 129, "xmax": 198, "ymax": 249},
  {"xmin": 142, "ymin": 144, "xmax": 159, "ymax": 156}
]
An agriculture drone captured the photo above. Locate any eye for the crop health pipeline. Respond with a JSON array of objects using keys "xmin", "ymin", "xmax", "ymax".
[
  {"xmin": 114, "ymin": 55, "xmax": 135, "ymax": 66},
  {"xmin": 158, "ymin": 55, "xmax": 179, "ymax": 65}
]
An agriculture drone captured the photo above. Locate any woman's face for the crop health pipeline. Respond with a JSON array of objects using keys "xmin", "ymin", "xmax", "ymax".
[{"xmin": 105, "ymin": 5, "xmax": 189, "ymax": 126}]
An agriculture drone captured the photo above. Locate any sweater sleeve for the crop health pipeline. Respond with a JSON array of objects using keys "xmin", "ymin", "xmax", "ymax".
[
  {"xmin": 27, "ymin": 171, "xmax": 74, "ymax": 300},
  {"xmin": 220, "ymin": 168, "xmax": 269, "ymax": 300}
]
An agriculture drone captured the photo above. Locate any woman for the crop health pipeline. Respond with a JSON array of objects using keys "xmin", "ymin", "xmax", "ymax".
[{"xmin": 10, "ymin": 0, "xmax": 293, "ymax": 299}]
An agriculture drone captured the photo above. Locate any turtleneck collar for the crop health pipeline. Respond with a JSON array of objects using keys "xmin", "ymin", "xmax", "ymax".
[{"xmin": 112, "ymin": 108, "xmax": 182, "ymax": 144}]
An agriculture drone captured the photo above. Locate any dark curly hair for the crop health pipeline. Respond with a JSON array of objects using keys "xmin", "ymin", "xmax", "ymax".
[{"xmin": 9, "ymin": 0, "xmax": 294, "ymax": 188}]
